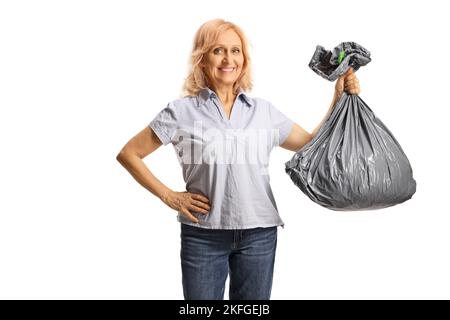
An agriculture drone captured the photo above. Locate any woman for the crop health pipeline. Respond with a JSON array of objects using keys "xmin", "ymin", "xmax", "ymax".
[{"xmin": 116, "ymin": 19, "xmax": 360, "ymax": 300}]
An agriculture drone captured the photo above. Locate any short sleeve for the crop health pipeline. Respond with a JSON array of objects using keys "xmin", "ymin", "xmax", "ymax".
[
  {"xmin": 148, "ymin": 101, "xmax": 178, "ymax": 146},
  {"xmin": 268, "ymin": 102, "xmax": 295, "ymax": 146}
]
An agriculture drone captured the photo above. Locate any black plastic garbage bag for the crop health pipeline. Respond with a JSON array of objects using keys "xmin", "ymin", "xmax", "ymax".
[{"xmin": 285, "ymin": 42, "xmax": 416, "ymax": 210}]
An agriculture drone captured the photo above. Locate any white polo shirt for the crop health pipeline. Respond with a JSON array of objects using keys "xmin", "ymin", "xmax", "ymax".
[{"xmin": 149, "ymin": 86, "xmax": 294, "ymax": 229}]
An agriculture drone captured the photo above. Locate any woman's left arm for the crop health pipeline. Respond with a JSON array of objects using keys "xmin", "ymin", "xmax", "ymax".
[{"xmin": 280, "ymin": 68, "xmax": 360, "ymax": 152}]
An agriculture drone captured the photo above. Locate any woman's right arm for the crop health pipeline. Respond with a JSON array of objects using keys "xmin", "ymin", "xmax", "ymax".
[{"xmin": 116, "ymin": 127, "xmax": 210, "ymax": 223}]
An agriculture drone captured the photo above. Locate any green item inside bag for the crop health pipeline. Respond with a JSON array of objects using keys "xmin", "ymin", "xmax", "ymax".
[{"xmin": 338, "ymin": 50, "xmax": 346, "ymax": 64}]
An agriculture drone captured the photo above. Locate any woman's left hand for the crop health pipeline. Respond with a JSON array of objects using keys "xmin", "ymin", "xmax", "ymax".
[{"xmin": 335, "ymin": 67, "xmax": 360, "ymax": 96}]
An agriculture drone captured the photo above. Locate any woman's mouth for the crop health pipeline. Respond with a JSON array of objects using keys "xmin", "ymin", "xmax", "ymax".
[{"xmin": 218, "ymin": 67, "xmax": 235, "ymax": 73}]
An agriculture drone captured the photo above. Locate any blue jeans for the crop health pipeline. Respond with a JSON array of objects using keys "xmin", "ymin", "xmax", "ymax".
[{"xmin": 180, "ymin": 223, "xmax": 278, "ymax": 300}]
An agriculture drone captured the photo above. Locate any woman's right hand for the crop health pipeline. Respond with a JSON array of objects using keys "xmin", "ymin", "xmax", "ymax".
[{"xmin": 161, "ymin": 190, "xmax": 210, "ymax": 223}]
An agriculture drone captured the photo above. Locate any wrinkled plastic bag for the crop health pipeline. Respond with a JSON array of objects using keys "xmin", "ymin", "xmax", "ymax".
[{"xmin": 285, "ymin": 42, "xmax": 416, "ymax": 210}]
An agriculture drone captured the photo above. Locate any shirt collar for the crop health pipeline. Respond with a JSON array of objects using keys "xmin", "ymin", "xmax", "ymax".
[{"xmin": 197, "ymin": 86, "xmax": 253, "ymax": 107}]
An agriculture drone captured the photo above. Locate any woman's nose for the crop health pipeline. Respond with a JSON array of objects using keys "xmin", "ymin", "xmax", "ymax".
[{"xmin": 223, "ymin": 51, "xmax": 232, "ymax": 62}]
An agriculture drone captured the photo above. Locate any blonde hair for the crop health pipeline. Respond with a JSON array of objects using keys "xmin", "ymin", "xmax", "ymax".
[{"xmin": 181, "ymin": 19, "xmax": 253, "ymax": 97}]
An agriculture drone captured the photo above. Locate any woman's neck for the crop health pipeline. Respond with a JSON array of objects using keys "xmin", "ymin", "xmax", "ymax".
[{"xmin": 210, "ymin": 85, "xmax": 236, "ymax": 104}]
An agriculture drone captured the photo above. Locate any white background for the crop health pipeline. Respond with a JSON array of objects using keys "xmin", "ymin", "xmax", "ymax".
[{"xmin": 1, "ymin": 0, "xmax": 448, "ymax": 299}]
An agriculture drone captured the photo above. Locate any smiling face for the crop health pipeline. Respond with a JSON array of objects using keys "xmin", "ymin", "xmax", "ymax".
[{"xmin": 201, "ymin": 29, "xmax": 244, "ymax": 90}]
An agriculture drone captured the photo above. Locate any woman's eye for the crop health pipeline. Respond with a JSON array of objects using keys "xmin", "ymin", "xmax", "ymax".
[{"xmin": 213, "ymin": 48, "xmax": 240, "ymax": 54}]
